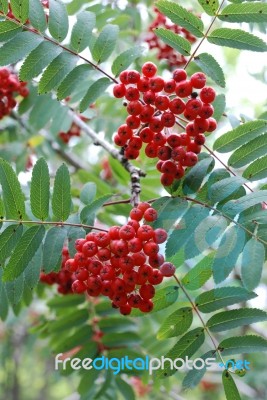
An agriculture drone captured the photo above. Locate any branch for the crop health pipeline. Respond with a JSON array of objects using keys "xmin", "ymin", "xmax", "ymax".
[
  {"xmin": 0, "ymin": 218, "xmax": 109, "ymax": 232},
  {"xmin": 69, "ymin": 110, "xmax": 146, "ymax": 206},
  {"xmin": 183, "ymin": 195, "xmax": 267, "ymax": 246},
  {"xmin": 184, "ymin": 0, "xmax": 226, "ymax": 69},
  {"xmin": 47, "ymin": 139, "xmax": 88, "ymax": 171},
  {"xmin": 204, "ymin": 144, "xmax": 267, "ymax": 207}
]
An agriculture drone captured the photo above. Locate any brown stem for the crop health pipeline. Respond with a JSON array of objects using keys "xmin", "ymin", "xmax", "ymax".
[
  {"xmin": 0, "ymin": 218, "xmax": 109, "ymax": 232},
  {"xmin": 204, "ymin": 144, "xmax": 267, "ymax": 206},
  {"xmin": 184, "ymin": 0, "xmax": 226, "ymax": 69},
  {"xmin": 4, "ymin": 15, "xmax": 118, "ymax": 84},
  {"xmin": 183, "ymin": 195, "xmax": 266, "ymax": 245},
  {"xmin": 173, "ymin": 274, "xmax": 227, "ymax": 367},
  {"xmin": 70, "ymin": 111, "xmax": 146, "ymax": 206}
]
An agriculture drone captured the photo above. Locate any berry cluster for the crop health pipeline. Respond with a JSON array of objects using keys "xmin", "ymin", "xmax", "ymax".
[
  {"xmin": 145, "ymin": 8, "xmax": 197, "ymax": 67},
  {"xmin": 40, "ymin": 247, "xmax": 75, "ymax": 294},
  {"xmin": 66, "ymin": 203, "xmax": 175, "ymax": 315},
  {"xmin": 0, "ymin": 68, "xmax": 29, "ymax": 120},
  {"xmin": 113, "ymin": 63, "xmax": 217, "ymax": 186},
  {"xmin": 58, "ymin": 122, "xmax": 81, "ymax": 144}
]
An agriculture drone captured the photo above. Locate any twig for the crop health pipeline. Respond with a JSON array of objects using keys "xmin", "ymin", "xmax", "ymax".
[
  {"xmin": 0, "ymin": 218, "xmax": 109, "ymax": 232},
  {"xmin": 183, "ymin": 195, "xmax": 267, "ymax": 245},
  {"xmin": 184, "ymin": 0, "xmax": 226, "ymax": 69},
  {"xmin": 11, "ymin": 111, "xmax": 87, "ymax": 171},
  {"xmin": 69, "ymin": 110, "xmax": 146, "ymax": 206},
  {"xmin": 47, "ymin": 139, "xmax": 88, "ymax": 171}
]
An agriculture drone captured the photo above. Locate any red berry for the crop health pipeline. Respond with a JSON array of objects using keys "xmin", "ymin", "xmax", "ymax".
[
  {"xmin": 113, "ymin": 84, "xmax": 126, "ymax": 98},
  {"xmin": 200, "ymin": 87, "xmax": 216, "ymax": 103},
  {"xmin": 190, "ymin": 72, "xmax": 206, "ymax": 89},
  {"xmin": 173, "ymin": 69, "xmax": 187, "ymax": 82},
  {"xmin": 159, "ymin": 262, "xmax": 176, "ymax": 277},
  {"xmin": 143, "ymin": 207, "xmax": 158, "ymax": 222},
  {"xmin": 142, "ymin": 62, "xmax": 157, "ymax": 77}
]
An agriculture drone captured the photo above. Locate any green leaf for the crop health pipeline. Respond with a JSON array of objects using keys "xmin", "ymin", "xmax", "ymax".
[
  {"xmin": 0, "ymin": 224, "xmax": 23, "ymax": 264},
  {"xmin": 47, "ymin": 294, "xmax": 85, "ymax": 309},
  {"xmin": 29, "ymin": 0, "xmax": 47, "ymax": 32},
  {"xmin": 42, "ymin": 227, "xmax": 68, "ymax": 273},
  {"xmin": 0, "ymin": 269, "xmax": 8, "ymax": 320},
  {"xmin": 102, "ymin": 332, "xmax": 141, "ymax": 347},
  {"xmin": 48, "ymin": 0, "xmax": 69, "ymax": 41},
  {"xmin": 30, "ymin": 158, "xmax": 50, "ymax": 220},
  {"xmin": 131, "ymin": 286, "xmax": 179, "ymax": 317},
  {"xmin": 183, "ymin": 156, "xmax": 214, "ymax": 195},
  {"xmin": 156, "ymin": 0, "xmax": 204, "ymax": 37},
  {"xmin": 157, "ymin": 307, "xmax": 193, "ymax": 339},
  {"xmin": 209, "ymin": 176, "xmax": 247, "ymax": 203},
  {"xmin": 187, "ymin": 215, "xmax": 227, "ymax": 259},
  {"xmin": 219, "ymin": 335, "xmax": 267, "ymax": 355},
  {"xmin": 0, "ymin": 196, "xmax": 4, "ymax": 221},
  {"xmin": 0, "ymin": 158, "xmax": 26, "ymax": 219},
  {"xmin": 80, "ymin": 194, "xmax": 112, "ymax": 226},
  {"xmin": 214, "ymin": 120, "xmax": 267, "ymax": 153},
  {"xmin": 24, "ymin": 245, "xmax": 42, "ymax": 290},
  {"xmin": 0, "ymin": 31, "xmax": 43, "ymax": 66},
  {"xmin": 10, "ymin": 0, "xmax": 29, "ymax": 23},
  {"xmin": 19, "ymin": 41, "xmax": 63, "ymax": 81},
  {"xmin": 70, "ymin": 11, "xmax": 96, "ymax": 52},
  {"xmin": 182, "ymin": 351, "xmax": 215, "ymax": 389},
  {"xmin": 222, "ymin": 190, "xmax": 267, "ymax": 217},
  {"xmin": 0, "ymin": 0, "xmax": 8, "ymax": 14},
  {"xmin": 52, "ymin": 164, "xmax": 72, "ymax": 221},
  {"xmin": 243, "ymin": 155, "xmax": 267, "ymax": 181},
  {"xmin": 241, "ymin": 238, "xmax": 265, "ymax": 291},
  {"xmin": 222, "ymin": 371, "xmax": 241, "ymax": 400},
  {"xmin": 208, "ymin": 28, "xmax": 267, "ymax": 52},
  {"xmin": 151, "ymin": 196, "xmax": 188, "ymax": 231},
  {"xmin": 92, "ymin": 24, "xmax": 119, "ymax": 63},
  {"xmin": 154, "ymin": 28, "xmax": 191, "ymax": 56},
  {"xmin": 219, "ymin": 3, "xmax": 267, "ymax": 23},
  {"xmin": 196, "ymin": 287, "xmax": 257, "ymax": 313},
  {"xmin": 194, "ymin": 52, "xmax": 225, "ymax": 87},
  {"xmin": 49, "ymin": 309, "xmax": 88, "ymax": 333},
  {"xmin": 197, "ymin": 0, "xmax": 219, "ymax": 15},
  {"xmin": 155, "ymin": 328, "xmax": 205, "ymax": 379},
  {"xmin": 207, "ymin": 308, "xmax": 267, "ymax": 332},
  {"xmin": 28, "ymin": 95, "xmax": 59, "ymax": 130},
  {"xmin": 213, "ymin": 226, "xmax": 246, "ymax": 284},
  {"xmin": 182, "ymin": 254, "xmax": 214, "ymax": 290},
  {"xmin": 213, "ymin": 93, "xmax": 226, "ymax": 121},
  {"xmin": 0, "ymin": 21, "xmax": 21, "ymax": 42},
  {"xmin": 166, "ymin": 205, "xmax": 209, "ymax": 258},
  {"xmin": 98, "ymin": 316, "xmax": 137, "ymax": 334},
  {"xmin": 79, "ymin": 77, "xmax": 111, "ymax": 113},
  {"xmin": 115, "ymin": 377, "xmax": 135, "ymax": 400},
  {"xmin": 38, "ymin": 52, "xmax": 78, "ymax": 94},
  {"xmin": 3, "ymin": 225, "xmax": 45, "ymax": 281},
  {"xmin": 80, "ymin": 182, "xmax": 96, "ymax": 205},
  {"xmin": 229, "ymin": 133, "xmax": 267, "ymax": 168},
  {"xmin": 56, "ymin": 64, "xmax": 92, "ymax": 100},
  {"xmin": 52, "ymin": 325, "xmax": 92, "ymax": 353},
  {"xmin": 112, "ymin": 46, "xmax": 145, "ymax": 76},
  {"xmin": 5, "ymin": 273, "xmax": 24, "ymax": 306}
]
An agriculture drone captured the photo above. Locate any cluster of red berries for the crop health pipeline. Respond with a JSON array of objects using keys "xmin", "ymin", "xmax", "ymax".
[
  {"xmin": 40, "ymin": 247, "xmax": 75, "ymax": 295},
  {"xmin": 113, "ymin": 62, "xmax": 217, "ymax": 186},
  {"xmin": 65, "ymin": 203, "xmax": 175, "ymax": 315},
  {"xmin": 0, "ymin": 68, "xmax": 29, "ymax": 120},
  {"xmin": 145, "ymin": 8, "xmax": 197, "ymax": 67},
  {"xmin": 58, "ymin": 122, "xmax": 81, "ymax": 144}
]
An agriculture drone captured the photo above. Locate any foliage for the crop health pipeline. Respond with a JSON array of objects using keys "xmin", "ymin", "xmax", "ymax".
[{"xmin": 0, "ymin": 0, "xmax": 267, "ymax": 399}]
